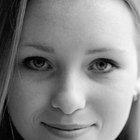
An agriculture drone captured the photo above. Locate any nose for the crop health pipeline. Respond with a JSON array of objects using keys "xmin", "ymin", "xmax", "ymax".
[{"xmin": 51, "ymin": 73, "xmax": 86, "ymax": 115}]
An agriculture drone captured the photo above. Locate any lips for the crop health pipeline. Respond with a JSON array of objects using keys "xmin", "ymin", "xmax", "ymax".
[
  {"xmin": 41, "ymin": 122, "xmax": 97, "ymax": 138},
  {"xmin": 41, "ymin": 122, "xmax": 95, "ymax": 131}
]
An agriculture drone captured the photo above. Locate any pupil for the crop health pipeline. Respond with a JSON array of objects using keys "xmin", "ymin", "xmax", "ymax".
[
  {"xmin": 35, "ymin": 59, "xmax": 44, "ymax": 67},
  {"xmin": 97, "ymin": 61, "xmax": 106, "ymax": 69}
]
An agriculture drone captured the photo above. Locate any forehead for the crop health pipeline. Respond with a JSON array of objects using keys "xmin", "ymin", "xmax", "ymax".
[
  {"xmin": 21, "ymin": 0, "xmax": 135, "ymax": 53},
  {"xmin": 26, "ymin": 0, "xmax": 133, "ymax": 24}
]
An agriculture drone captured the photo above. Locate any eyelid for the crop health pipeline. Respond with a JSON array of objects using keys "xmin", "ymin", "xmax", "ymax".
[
  {"xmin": 90, "ymin": 58, "xmax": 119, "ymax": 66},
  {"xmin": 101, "ymin": 58, "xmax": 119, "ymax": 67},
  {"xmin": 22, "ymin": 56, "xmax": 55, "ymax": 71},
  {"xmin": 88, "ymin": 58, "xmax": 120, "ymax": 73}
]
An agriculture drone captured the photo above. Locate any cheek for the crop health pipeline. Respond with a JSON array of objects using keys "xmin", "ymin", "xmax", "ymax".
[
  {"xmin": 7, "ymin": 77, "xmax": 54, "ymax": 137},
  {"xmin": 95, "ymin": 89, "xmax": 132, "ymax": 123},
  {"xmin": 88, "ymin": 80, "xmax": 133, "ymax": 138},
  {"xmin": 8, "ymin": 82, "xmax": 53, "ymax": 117}
]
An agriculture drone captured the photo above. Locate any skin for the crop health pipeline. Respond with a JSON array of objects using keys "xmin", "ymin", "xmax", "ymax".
[{"xmin": 8, "ymin": 0, "xmax": 140, "ymax": 140}]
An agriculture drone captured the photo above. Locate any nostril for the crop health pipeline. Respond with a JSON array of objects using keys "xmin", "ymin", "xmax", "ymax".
[
  {"xmin": 51, "ymin": 94, "xmax": 86, "ymax": 115},
  {"xmin": 51, "ymin": 100, "xmax": 76, "ymax": 115}
]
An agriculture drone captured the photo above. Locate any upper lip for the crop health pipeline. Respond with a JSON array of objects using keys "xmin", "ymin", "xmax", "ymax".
[{"xmin": 41, "ymin": 122, "xmax": 96, "ymax": 131}]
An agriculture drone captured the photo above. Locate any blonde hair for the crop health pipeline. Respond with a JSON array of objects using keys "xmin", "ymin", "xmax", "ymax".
[{"xmin": 0, "ymin": 0, "xmax": 139, "ymax": 139}]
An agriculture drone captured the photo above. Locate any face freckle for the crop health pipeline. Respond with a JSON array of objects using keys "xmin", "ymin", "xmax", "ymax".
[{"xmin": 8, "ymin": 0, "xmax": 139, "ymax": 140}]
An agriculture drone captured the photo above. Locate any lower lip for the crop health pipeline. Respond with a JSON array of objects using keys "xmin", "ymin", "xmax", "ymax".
[{"xmin": 41, "ymin": 123, "xmax": 94, "ymax": 139}]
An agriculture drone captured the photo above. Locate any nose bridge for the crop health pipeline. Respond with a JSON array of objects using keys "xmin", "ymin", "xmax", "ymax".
[{"xmin": 51, "ymin": 69, "xmax": 86, "ymax": 114}]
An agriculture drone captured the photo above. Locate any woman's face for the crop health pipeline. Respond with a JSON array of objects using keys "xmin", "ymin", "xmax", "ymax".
[{"xmin": 8, "ymin": 0, "xmax": 140, "ymax": 140}]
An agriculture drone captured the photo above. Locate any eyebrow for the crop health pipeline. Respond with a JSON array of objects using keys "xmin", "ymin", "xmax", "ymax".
[
  {"xmin": 21, "ymin": 42, "xmax": 55, "ymax": 53},
  {"xmin": 86, "ymin": 47, "xmax": 126, "ymax": 54},
  {"xmin": 21, "ymin": 42, "xmax": 126, "ymax": 54}
]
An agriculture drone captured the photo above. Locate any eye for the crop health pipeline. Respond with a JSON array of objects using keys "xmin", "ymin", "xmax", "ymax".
[
  {"xmin": 22, "ymin": 56, "xmax": 54, "ymax": 71},
  {"xmin": 88, "ymin": 58, "xmax": 119, "ymax": 73}
]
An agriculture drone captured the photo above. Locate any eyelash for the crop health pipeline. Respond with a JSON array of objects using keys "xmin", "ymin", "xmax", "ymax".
[
  {"xmin": 88, "ymin": 58, "xmax": 119, "ymax": 73},
  {"xmin": 22, "ymin": 56, "xmax": 119, "ymax": 74},
  {"xmin": 22, "ymin": 56, "xmax": 54, "ymax": 71}
]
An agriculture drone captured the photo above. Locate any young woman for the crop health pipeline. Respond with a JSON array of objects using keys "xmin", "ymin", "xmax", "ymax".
[{"xmin": 0, "ymin": 0, "xmax": 140, "ymax": 140}]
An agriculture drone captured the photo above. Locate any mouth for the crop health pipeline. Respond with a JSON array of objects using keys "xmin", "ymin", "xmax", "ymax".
[{"xmin": 41, "ymin": 122, "xmax": 97, "ymax": 138}]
